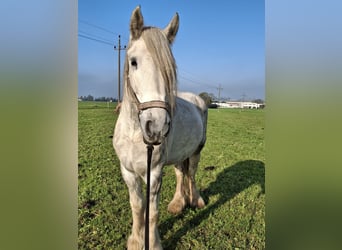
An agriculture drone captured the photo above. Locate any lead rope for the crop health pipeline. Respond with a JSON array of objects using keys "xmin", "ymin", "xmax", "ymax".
[{"xmin": 145, "ymin": 144, "xmax": 154, "ymax": 250}]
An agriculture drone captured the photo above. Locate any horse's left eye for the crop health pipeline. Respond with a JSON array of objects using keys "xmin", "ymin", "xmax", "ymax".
[{"xmin": 131, "ymin": 59, "xmax": 138, "ymax": 68}]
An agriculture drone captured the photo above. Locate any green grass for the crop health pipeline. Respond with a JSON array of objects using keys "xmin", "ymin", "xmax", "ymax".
[{"xmin": 78, "ymin": 101, "xmax": 265, "ymax": 249}]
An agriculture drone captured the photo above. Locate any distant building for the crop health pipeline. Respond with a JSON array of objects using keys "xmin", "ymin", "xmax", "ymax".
[{"xmin": 213, "ymin": 101, "xmax": 265, "ymax": 109}]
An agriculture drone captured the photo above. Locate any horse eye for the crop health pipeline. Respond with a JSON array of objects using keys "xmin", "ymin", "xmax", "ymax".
[{"xmin": 131, "ymin": 59, "xmax": 138, "ymax": 68}]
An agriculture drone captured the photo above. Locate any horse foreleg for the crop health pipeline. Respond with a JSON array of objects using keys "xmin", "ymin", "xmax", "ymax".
[
  {"xmin": 148, "ymin": 168, "xmax": 163, "ymax": 250},
  {"xmin": 121, "ymin": 166, "xmax": 145, "ymax": 250},
  {"xmin": 168, "ymin": 163, "xmax": 187, "ymax": 214},
  {"xmin": 187, "ymin": 153, "xmax": 205, "ymax": 209}
]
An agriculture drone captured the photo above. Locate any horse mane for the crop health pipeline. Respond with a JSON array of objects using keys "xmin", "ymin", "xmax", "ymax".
[{"xmin": 123, "ymin": 27, "xmax": 177, "ymax": 116}]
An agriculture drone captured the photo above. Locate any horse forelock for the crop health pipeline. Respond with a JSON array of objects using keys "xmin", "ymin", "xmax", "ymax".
[{"xmin": 124, "ymin": 27, "xmax": 177, "ymax": 116}]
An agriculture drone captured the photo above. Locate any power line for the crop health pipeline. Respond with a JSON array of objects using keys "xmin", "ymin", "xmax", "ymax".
[
  {"xmin": 179, "ymin": 68, "xmax": 211, "ymax": 83},
  {"xmin": 79, "ymin": 19, "xmax": 129, "ymax": 43},
  {"xmin": 77, "ymin": 33, "xmax": 213, "ymax": 90},
  {"xmin": 179, "ymin": 68, "xmax": 206, "ymax": 82},
  {"xmin": 178, "ymin": 74, "xmax": 215, "ymax": 89},
  {"xmin": 78, "ymin": 22, "xmax": 225, "ymax": 95},
  {"xmin": 79, "ymin": 30, "xmax": 114, "ymax": 44},
  {"xmin": 79, "ymin": 19, "xmax": 119, "ymax": 35},
  {"xmin": 178, "ymin": 68, "xmax": 218, "ymax": 89},
  {"xmin": 78, "ymin": 33, "xmax": 113, "ymax": 46}
]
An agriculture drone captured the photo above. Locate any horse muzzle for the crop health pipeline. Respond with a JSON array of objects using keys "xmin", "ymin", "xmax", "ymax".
[{"xmin": 139, "ymin": 108, "xmax": 170, "ymax": 145}]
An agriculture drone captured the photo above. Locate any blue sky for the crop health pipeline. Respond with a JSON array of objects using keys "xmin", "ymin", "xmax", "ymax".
[{"xmin": 78, "ymin": 1, "xmax": 264, "ymax": 101}]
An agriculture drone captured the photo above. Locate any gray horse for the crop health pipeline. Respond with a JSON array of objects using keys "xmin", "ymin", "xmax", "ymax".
[{"xmin": 113, "ymin": 6, "xmax": 208, "ymax": 249}]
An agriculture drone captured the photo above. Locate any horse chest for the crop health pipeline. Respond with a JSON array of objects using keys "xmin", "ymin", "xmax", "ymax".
[{"xmin": 114, "ymin": 133, "xmax": 163, "ymax": 172}]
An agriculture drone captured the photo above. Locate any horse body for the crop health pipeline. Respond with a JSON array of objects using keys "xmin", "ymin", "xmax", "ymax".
[
  {"xmin": 164, "ymin": 92, "xmax": 207, "ymax": 164},
  {"xmin": 114, "ymin": 92, "xmax": 207, "ymax": 172},
  {"xmin": 113, "ymin": 6, "xmax": 207, "ymax": 249}
]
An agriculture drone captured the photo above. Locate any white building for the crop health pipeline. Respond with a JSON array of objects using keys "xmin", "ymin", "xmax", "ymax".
[{"xmin": 214, "ymin": 101, "xmax": 264, "ymax": 109}]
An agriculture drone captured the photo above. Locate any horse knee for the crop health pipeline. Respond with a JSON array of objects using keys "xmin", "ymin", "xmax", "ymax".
[{"xmin": 127, "ymin": 234, "xmax": 143, "ymax": 250}]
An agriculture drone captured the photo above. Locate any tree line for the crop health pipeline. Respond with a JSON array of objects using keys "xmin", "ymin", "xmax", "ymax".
[
  {"xmin": 78, "ymin": 95, "xmax": 117, "ymax": 102},
  {"xmin": 79, "ymin": 93, "xmax": 264, "ymax": 105}
]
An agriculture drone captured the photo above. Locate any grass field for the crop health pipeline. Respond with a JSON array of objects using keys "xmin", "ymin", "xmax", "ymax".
[{"xmin": 78, "ymin": 101, "xmax": 265, "ymax": 249}]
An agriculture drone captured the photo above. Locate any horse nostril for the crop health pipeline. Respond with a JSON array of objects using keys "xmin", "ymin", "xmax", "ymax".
[{"xmin": 145, "ymin": 120, "xmax": 153, "ymax": 138}]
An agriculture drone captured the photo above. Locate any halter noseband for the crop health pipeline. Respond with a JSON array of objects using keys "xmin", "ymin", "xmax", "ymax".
[{"xmin": 138, "ymin": 100, "xmax": 170, "ymax": 113}]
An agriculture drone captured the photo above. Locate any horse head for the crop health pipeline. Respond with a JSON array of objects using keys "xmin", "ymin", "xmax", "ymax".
[{"xmin": 125, "ymin": 6, "xmax": 179, "ymax": 145}]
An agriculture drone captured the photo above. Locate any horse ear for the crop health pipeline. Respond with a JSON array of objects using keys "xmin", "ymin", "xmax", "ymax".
[
  {"xmin": 130, "ymin": 6, "xmax": 144, "ymax": 40},
  {"xmin": 163, "ymin": 13, "xmax": 179, "ymax": 44}
]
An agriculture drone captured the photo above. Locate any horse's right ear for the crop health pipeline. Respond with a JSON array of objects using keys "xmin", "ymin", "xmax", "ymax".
[{"xmin": 130, "ymin": 6, "xmax": 144, "ymax": 40}]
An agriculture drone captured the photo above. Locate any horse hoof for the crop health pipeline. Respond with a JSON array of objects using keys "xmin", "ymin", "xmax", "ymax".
[
  {"xmin": 167, "ymin": 198, "xmax": 185, "ymax": 215},
  {"xmin": 192, "ymin": 196, "xmax": 205, "ymax": 209},
  {"xmin": 197, "ymin": 197, "xmax": 205, "ymax": 208}
]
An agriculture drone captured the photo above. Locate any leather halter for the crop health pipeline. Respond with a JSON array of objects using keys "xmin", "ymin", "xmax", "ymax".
[{"xmin": 138, "ymin": 100, "xmax": 170, "ymax": 112}]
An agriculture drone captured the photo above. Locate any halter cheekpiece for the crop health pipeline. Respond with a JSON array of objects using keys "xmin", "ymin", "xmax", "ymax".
[{"xmin": 127, "ymin": 75, "xmax": 172, "ymax": 115}]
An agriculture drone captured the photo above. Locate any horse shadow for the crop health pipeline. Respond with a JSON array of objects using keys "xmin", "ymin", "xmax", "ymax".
[{"xmin": 159, "ymin": 160, "xmax": 265, "ymax": 249}]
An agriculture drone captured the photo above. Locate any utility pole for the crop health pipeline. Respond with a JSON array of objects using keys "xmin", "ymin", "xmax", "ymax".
[
  {"xmin": 217, "ymin": 84, "xmax": 223, "ymax": 102},
  {"xmin": 114, "ymin": 35, "xmax": 126, "ymax": 102},
  {"xmin": 242, "ymin": 93, "xmax": 247, "ymax": 102}
]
